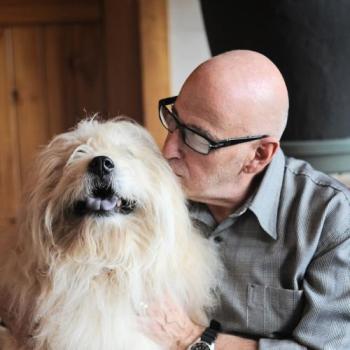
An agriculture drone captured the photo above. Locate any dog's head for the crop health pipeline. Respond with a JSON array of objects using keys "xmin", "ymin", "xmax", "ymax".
[{"xmin": 21, "ymin": 118, "xmax": 190, "ymax": 261}]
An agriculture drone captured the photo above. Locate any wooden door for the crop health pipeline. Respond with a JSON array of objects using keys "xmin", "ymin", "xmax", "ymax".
[
  {"xmin": 0, "ymin": 0, "xmax": 170, "ymax": 247},
  {"xmin": 0, "ymin": 29, "xmax": 20, "ymax": 238},
  {"xmin": 0, "ymin": 1, "xmax": 105, "ymax": 239}
]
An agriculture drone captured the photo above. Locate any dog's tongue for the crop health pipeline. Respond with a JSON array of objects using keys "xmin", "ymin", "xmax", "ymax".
[{"xmin": 86, "ymin": 196, "xmax": 118, "ymax": 211}]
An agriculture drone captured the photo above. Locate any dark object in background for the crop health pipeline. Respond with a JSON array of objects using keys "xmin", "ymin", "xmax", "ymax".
[{"xmin": 200, "ymin": 0, "xmax": 350, "ymax": 172}]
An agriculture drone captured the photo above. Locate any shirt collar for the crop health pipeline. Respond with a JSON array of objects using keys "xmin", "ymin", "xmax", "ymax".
[
  {"xmin": 188, "ymin": 201, "xmax": 217, "ymax": 238},
  {"xmin": 248, "ymin": 148, "xmax": 285, "ymax": 240}
]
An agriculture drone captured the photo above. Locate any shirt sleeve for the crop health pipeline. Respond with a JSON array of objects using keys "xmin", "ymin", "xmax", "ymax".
[
  {"xmin": 259, "ymin": 338, "xmax": 307, "ymax": 349},
  {"xmin": 259, "ymin": 229, "xmax": 350, "ymax": 350}
]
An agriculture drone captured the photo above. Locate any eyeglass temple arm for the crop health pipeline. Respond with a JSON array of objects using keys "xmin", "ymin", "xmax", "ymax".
[
  {"xmin": 159, "ymin": 96, "xmax": 177, "ymax": 107},
  {"xmin": 209, "ymin": 135, "xmax": 269, "ymax": 149}
]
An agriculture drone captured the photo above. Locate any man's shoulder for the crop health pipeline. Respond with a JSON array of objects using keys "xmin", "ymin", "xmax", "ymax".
[
  {"xmin": 280, "ymin": 156, "xmax": 350, "ymax": 247},
  {"xmin": 284, "ymin": 156, "xmax": 350, "ymax": 205}
]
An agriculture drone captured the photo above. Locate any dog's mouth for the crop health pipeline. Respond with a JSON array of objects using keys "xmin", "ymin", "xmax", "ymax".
[{"xmin": 73, "ymin": 186, "xmax": 136, "ymax": 217}]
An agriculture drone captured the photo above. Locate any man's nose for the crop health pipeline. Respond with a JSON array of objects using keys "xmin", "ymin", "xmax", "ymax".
[{"xmin": 162, "ymin": 129, "xmax": 182, "ymax": 160}]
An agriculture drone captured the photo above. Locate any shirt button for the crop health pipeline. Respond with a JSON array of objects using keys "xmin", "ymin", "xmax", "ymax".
[{"xmin": 214, "ymin": 236, "xmax": 223, "ymax": 243}]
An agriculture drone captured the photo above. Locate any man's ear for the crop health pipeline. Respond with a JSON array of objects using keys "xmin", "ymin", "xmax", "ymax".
[{"xmin": 243, "ymin": 137, "xmax": 280, "ymax": 174}]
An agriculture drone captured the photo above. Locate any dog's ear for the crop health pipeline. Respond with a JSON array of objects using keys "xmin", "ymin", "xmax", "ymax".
[
  {"xmin": 32, "ymin": 136, "xmax": 75, "ymax": 192},
  {"xmin": 31, "ymin": 132, "xmax": 84, "ymax": 210}
]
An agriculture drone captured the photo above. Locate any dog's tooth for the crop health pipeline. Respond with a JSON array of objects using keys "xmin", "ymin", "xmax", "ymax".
[
  {"xmin": 101, "ymin": 197, "xmax": 117, "ymax": 211},
  {"xmin": 86, "ymin": 197, "xmax": 101, "ymax": 211}
]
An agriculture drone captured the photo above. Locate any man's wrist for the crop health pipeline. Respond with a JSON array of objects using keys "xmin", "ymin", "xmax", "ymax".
[
  {"xmin": 216, "ymin": 333, "xmax": 258, "ymax": 350},
  {"xmin": 186, "ymin": 320, "xmax": 221, "ymax": 350},
  {"xmin": 181, "ymin": 324, "xmax": 205, "ymax": 349}
]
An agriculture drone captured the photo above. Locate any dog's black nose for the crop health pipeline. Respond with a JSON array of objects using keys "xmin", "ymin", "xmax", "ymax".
[{"xmin": 88, "ymin": 156, "xmax": 114, "ymax": 178}]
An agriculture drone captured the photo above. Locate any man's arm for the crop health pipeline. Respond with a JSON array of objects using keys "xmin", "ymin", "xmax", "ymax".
[
  {"xmin": 139, "ymin": 297, "xmax": 258, "ymax": 350},
  {"xmin": 141, "ymin": 229, "xmax": 350, "ymax": 350},
  {"xmin": 216, "ymin": 333, "xmax": 258, "ymax": 350}
]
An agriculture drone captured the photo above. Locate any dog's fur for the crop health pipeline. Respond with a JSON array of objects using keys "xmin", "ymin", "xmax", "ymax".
[{"xmin": 0, "ymin": 119, "xmax": 220, "ymax": 350}]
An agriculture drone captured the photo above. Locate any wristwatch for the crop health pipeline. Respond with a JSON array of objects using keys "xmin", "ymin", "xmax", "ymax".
[{"xmin": 188, "ymin": 320, "xmax": 221, "ymax": 350}]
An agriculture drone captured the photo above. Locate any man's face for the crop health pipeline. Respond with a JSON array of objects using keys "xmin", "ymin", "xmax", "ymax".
[{"xmin": 161, "ymin": 94, "xmax": 252, "ymax": 205}]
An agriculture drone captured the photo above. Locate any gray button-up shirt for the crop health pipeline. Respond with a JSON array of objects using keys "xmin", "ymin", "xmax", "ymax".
[{"xmin": 190, "ymin": 149, "xmax": 350, "ymax": 350}]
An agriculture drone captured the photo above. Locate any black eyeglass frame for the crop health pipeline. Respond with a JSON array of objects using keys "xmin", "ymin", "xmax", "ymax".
[{"xmin": 159, "ymin": 96, "xmax": 269, "ymax": 155}]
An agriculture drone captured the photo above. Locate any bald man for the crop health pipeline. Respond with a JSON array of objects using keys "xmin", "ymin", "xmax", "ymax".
[{"xmin": 143, "ymin": 51, "xmax": 350, "ymax": 350}]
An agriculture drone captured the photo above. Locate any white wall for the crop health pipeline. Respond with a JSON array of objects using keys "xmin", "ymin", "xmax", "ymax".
[{"xmin": 167, "ymin": 0, "xmax": 211, "ymax": 95}]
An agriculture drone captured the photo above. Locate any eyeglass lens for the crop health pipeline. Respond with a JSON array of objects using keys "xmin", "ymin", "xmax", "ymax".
[
  {"xmin": 160, "ymin": 105, "xmax": 177, "ymax": 132},
  {"xmin": 160, "ymin": 105, "xmax": 210, "ymax": 154}
]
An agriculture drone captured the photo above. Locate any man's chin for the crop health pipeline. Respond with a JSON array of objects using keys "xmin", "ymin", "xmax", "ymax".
[
  {"xmin": 181, "ymin": 184, "xmax": 208, "ymax": 203},
  {"xmin": 179, "ymin": 182, "xmax": 195, "ymax": 199}
]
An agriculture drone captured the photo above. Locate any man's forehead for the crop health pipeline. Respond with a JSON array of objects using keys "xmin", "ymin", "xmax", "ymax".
[
  {"xmin": 172, "ymin": 104, "xmax": 217, "ymax": 140},
  {"xmin": 175, "ymin": 93, "xmax": 247, "ymax": 139}
]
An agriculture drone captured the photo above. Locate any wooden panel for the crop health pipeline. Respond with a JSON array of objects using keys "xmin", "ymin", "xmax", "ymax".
[
  {"xmin": 0, "ymin": 29, "xmax": 21, "ymax": 233},
  {"xmin": 12, "ymin": 27, "xmax": 50, "ymax": 179},
  {"xmin": 139, "ymin": 0, "xmax": 169, "ymax": 146},
  {"xmin": 0, "ymin": 1, "xmax": 106, "ymax": 244},
  {"xmin": 70, "ymin": 24, "xmax": 105, "ymax": 121},
  {"xmin": 104, "ymin": 0, "xmax": 143, "ymax": 123},
  {"xmin": 45, "ymin": 23, "xmax": 105, "ymax": 136},
  {"xmin": 44, "ymin": 26, "xmax": 72, "ymax": 135},
  {"xmin": 0, "ymin": 0, "xmax": 101, "ymax": 25}
]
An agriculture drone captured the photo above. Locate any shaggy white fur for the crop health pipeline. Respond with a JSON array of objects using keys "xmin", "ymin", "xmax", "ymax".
[{"xmin": 0, "ymin": 118, "xmax": 220, "ymax": 350}]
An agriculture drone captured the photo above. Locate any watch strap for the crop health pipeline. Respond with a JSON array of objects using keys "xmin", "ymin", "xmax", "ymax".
[{"xmin": 200, "ymin": 319, "xmax": 221, "ymax": 344}]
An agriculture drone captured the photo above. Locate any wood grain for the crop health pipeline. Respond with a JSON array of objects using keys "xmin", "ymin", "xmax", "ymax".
[
  {"xmin": 0, "ymin": 0, "xmax": 101, "ymax": 25},
  {"xmin": 12, "ymin": 27, "xmax": 50, "ymax": 180},
  {"xmin": 0, "ymin": 29, "xmax": 21, "ymax": 235},
  {"xmin": 138, "ymin": 0, "xmax": 169, "ymax": 146},
  {"xmin": 45, "ymin": 23, "xmax": 105, "ymax": 137},
  {"xmin": 104, "ymin": 0, "xmax": 143, "ymax": 122}
]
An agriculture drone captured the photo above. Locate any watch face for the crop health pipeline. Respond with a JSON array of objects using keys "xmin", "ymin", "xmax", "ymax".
[{"xmin": 190, "ymin": 341, "xmax": 211, "ymax": 350}]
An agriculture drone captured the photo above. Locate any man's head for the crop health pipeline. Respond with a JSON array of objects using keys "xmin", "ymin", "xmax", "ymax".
[{"xmin": 161, "ymin": 50, "xmax": 289, "ymax": 208}]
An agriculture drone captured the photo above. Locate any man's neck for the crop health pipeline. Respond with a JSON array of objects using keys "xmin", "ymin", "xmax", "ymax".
[
  {"xmin": 204, "ymin": 189, "xmax": 249, "ymax": 223},
  {"xmin": 207, "ymin": 204, "xmax": 235, "ymax": 223},
  {"xmin": 205, "ymin": 175, "xmax": 261, "ymax": 223}
]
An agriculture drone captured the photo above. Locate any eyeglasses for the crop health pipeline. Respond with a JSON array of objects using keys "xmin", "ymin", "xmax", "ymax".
[{"xmin": 159, "ymin": 96, "xmax": 269, "ymax": 155}]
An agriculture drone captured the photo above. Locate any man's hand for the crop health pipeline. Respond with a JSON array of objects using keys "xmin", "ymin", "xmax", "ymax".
[
  {"xmin": 138, "ymin": 295, "xmax": 204, "ymax": 350},
  {"xmin": 138, "ymin": 296, "xmax": 258, "ymax": 350}
]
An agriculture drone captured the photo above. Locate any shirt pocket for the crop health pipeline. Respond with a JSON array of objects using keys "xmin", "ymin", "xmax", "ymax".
[{"xmin": 246, "ymin": 284, "xmax": 304, "ymax": 338}]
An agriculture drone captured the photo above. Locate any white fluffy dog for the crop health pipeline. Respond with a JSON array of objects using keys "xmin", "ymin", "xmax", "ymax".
[{"xmin": 0, "ymin": 118, "xmax": 220, "ymax": 350}]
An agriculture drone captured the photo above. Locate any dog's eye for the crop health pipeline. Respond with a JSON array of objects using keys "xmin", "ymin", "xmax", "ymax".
[
  {"xmin": 75, "ymin": 144, "xmax": 92, "ymax": 155},
  {"xmin": 66, "ymin": 145, "xmax": 92, "ymax": 165},
  {"xmin": 77, "ymin": 149, "xmax": 87, "ymax": 154}
]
